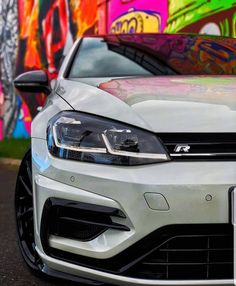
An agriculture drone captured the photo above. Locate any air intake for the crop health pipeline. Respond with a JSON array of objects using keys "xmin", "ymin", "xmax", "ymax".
[{"xmin": 40, "ymin": 198, "xmax": 129, "ymax": 252}]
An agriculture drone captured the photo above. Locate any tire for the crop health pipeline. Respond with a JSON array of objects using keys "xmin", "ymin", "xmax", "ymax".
[
  {"xmin": 15, "ymin": 149, "xmax": 40, "ymax": 272},
  {"xmin": 14, "ymin": 149, "xmax": 108, "ymax": 285}
]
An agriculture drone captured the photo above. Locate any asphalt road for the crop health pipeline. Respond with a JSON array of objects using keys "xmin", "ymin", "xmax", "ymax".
[{"xmin": 0, "ymin": 165, "xmax": 76, "ymax": 286}]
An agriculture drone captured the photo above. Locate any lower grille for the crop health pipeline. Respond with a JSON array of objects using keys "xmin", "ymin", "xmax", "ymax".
[
  {"xmin": 127, "ymin": 225, "xmax": 233, "ymax": 280},
  {"xmin": 43, "ymin": 223, "xmax": 233, "ymax": 281}
]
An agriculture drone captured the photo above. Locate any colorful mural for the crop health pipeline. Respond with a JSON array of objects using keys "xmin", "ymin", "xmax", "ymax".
[
  {"xmin": 108, "ymin": 0, "xmax": 168, "ymax": 34},
  {"xmin": 0, "ymin": 0, "xmax": 98, "ymax": 139},
  {"xmin": 0, "ymin": 0, "xmax": 236, "ymax": 139},
  {"xmin": 165, "ymin": 0, "xmax": 236, "ymax": 37},
  {"xmin": 0, "ymin": 0, "xmax": 19, "ymax": 138},
  {"xmin": 107, "ymin": 0, "xmax": 236, "ymax": 36}
]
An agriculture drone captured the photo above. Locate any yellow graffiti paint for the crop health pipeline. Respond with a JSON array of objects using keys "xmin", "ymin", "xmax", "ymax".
[
  {"xmin": 233, "ymin": 12, "xmax": 236, "ymax": 38},
  {"xmin": 110, "ymin": 8, "xmax": 161, "ymax": 34}
]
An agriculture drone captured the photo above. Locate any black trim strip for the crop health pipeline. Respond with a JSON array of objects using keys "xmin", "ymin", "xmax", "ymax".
[{"xmin": 159, "ymin": 133, "xmax": 236, "ymax": 160}]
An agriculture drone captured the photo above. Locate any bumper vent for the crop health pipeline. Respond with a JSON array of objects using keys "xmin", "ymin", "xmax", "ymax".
[
  {"xmin": 127, "ymin": 225, "xmax": 233, "ymax": 280},
  {"xmin": 40, "ymin": 198, "xmax": 129, "ymax": 250},
  {"xmin": 160, "ymin": 133, "xmax": 236, "ymax": 160}
]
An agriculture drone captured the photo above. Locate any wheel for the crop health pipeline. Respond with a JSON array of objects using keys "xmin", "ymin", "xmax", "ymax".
[
  {"xmin": 15, "ymin": 149, "xmax": 40, "ymax": 271},
  {"xmin": 14, "ymin": 149, "xmax": 108, "ymax": 285}
]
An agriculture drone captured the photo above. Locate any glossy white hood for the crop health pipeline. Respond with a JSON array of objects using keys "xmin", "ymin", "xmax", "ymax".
[{"xmin": 59, "ymin": 76, "xmax": 236, "ymax": 133}]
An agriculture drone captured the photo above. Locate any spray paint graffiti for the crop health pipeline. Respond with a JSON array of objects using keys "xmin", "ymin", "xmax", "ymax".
[
  {"xmin": 40, "ymin": 0, "xmax": 71, "ymax": 74},
  {"xmin": 17, "ymin": 0, "xmax": 98, "ymax": 74},
  {"xmin": 12, "ymin": 95, "xmax": 32, "ymax": 138},
  {"xmin": 108, "ymin": 0, "xmax": 168, "ymax": 33},
  {"xmin": 17, "ymin": 0, "xmax": 72, "ymax": 74},
  {"xmin": 18, "ymin": 0, "xmax": 41, "ymax": 70},
  {"xmin": 108, "ymin": 0, "xmax": 236, "ymax": 36},
  {"xmin": 0, "ymin": 0, "xmax": 236, "ymax": 139},
  {"xmin": 0, "ymin": 0, "xmax": 18, "ymax": 138},
  {"xmin": 165, "ymin": 0, "xmax": 236, "ymax": 37},
  {"xmin": 0, "ymin": 0, "xmax": 98, "ymax": 140},
  {"xmin": 69, "ymin": 0, "xmax": 98, "ymax": 36},
  {"xmin": 110, "ymin": 8, "xmax": 161, "ymax": 34}
]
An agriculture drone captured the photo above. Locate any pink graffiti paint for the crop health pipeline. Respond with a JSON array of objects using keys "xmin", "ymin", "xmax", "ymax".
[
  {"xmin": 21, "ymin": 98, "xmax": 32, "ymax": 136},
  {"xmin": 108, "ymin": 0, "xmax": 168, "ymax": 32},
  {"xmin": 0, "ymin": 82, "xmax": 3, "ymax": 140}
]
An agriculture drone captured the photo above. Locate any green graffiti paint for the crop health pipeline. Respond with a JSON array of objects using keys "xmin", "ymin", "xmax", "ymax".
[{"xmin": 166, "ymin": 0, "xmax": 236, "ymax": 33}]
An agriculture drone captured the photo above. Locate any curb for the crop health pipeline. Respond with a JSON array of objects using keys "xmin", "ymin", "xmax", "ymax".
[{"xmin": 0, "ymin": 158, "xmax": 21, "ymax": 167}]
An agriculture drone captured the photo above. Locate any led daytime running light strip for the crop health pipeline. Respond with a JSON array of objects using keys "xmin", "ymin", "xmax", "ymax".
[
  {"xmin": 102, "ymin": 134, "xmax": 168, "ymax": 160},
  {"xmin": 53, "ymin": 124, "xmax": 168, "ymax": 160}
]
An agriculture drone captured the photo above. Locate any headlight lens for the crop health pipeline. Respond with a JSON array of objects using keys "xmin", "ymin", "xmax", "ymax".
[{"xmin": 47, "ymin": 111, "xmax": 170, "ymax": 165}]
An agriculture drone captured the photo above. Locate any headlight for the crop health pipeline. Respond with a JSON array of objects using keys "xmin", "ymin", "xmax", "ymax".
[{"xmin": 47, "ymin": 111, "xmax": 170, "ymax": 165}]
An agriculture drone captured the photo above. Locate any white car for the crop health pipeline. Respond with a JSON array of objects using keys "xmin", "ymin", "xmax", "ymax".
[{"xmin": 14, "ymin": 34, "xmax": 235, "ymax": 286}]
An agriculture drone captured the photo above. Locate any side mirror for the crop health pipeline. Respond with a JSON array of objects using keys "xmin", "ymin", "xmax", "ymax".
[{"xmin": 14, "ymin": 70, "xmax": 51, "ymax": 95}]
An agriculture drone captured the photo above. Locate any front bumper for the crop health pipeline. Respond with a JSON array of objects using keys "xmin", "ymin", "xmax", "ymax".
[
  {"xmin": 37, "ymin": 250, "xmax": 233, "ymax": 286},
  {"xmin": 32, "ymin": 138, "xmax": 235, "ymax": 286}
]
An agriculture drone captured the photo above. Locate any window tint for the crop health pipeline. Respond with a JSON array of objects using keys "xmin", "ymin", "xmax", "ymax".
[
  {"xmin": 68, "ymin": 38, "xmax": 174, "ymax": 78},
  {"xmin": 68, "ymin": 34, "xmax": 236, "ymax": 77}
]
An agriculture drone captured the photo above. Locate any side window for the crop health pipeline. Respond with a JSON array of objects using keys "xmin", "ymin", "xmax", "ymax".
[{"xmin": 68, "ymin": 38, "xmax": 157, "ymax": 78}]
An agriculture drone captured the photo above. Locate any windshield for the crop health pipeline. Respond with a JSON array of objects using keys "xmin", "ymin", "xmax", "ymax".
[{"xmin": 68, "ymin": 34, "xmax": 236, "ymax": 78}]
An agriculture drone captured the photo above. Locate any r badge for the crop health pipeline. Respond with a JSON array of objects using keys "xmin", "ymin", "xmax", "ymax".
[{"xmin": 174, "ymin": 144, "xmax": 190, "ymax": 153}]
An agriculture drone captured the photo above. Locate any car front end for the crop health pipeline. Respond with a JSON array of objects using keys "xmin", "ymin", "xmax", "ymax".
[{"xmin": 15, "ymin": 34, "xmax": 236, "ymax": 286}]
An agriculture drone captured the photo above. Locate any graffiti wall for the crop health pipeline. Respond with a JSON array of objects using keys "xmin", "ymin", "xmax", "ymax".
[
  {"xmin": 165, "ymin": 0, "xmax": 236, "ymax": 37},
  {"xmin": 0, "ymin": 0, "xmax": 236, "ymax": 139},
  {"xmin": 107, "ymin": 0, "xmax": 168, "ymax": 34},
  {"xmin": 107, "ymin": 0, "xmax": 236, "ymax": 36},
  {"xmin": 0, "ymin": 0, "xmax": 18, "ymax": 138},
  {"xmin": 0, "ymin": 0, "xmax": 98, "ymax": 139}
]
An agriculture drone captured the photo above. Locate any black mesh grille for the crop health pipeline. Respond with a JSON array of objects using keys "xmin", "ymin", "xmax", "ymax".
[
  {"xmin": 127, "ymin": 227, "xmax": 233, "ymax": 280},
  {"xmin": 42, "ymin": 223, "xmax": 233, "ymax": 281},
  {"xmin": 160, "ymin": 133, "xmax": 236, "ymax": 160}
]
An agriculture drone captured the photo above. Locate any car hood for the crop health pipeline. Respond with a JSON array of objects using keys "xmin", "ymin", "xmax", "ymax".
[{"xmin": 58, "ymin": 76, "xmax": 236, "ymax": 133}]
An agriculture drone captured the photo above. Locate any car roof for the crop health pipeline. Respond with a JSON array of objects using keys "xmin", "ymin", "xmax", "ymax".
[{"xmin": 81, "ymin": 33, "xmax": 235, "ymax": 41}]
